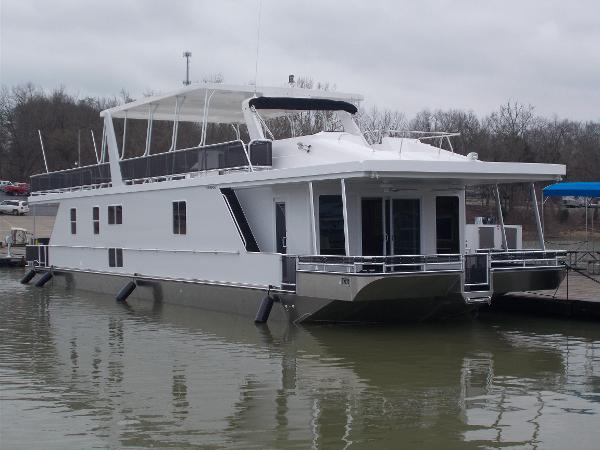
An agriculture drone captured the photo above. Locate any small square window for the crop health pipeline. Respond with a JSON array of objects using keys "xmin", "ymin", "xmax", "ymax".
[
  {"xmin": 93, "ymin": 206, "xmax": 100, "ymax": 234},
  {"xmin": 108, "ymin": 248, "xmax": 123, "ymax": 267},
  {"xmin": 173, "ymin": 201, "xmax": 187, "ymax": 235},
  {"xmin": 108, "ymin": 205, "xmax": 122, "ymax": 225},
  {"xmin": 70, "ymin": 208, "xmax": 77, "ymax": 234}
]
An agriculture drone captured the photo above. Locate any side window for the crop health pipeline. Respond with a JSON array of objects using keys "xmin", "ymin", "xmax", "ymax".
[
  {"xmin": 108, "ymin": 205, "xmax": 123, "ymax": 225},
  {"xmin": 70, "ymin": 208, "xmax": 77, "ymax": 234},
  {"xmin": 108, "ymin": 248, "xmax": 124, "ymax": 267},
  {"xmin": 172, "ymin": 201, "xmax": 187, "ymax": 235},
  {"xmin": 93, "ymin": 206, "xmax": 100, "ymax": 234}
]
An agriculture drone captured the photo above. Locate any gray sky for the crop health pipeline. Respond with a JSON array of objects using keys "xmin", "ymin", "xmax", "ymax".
[{"xmin": 1, "ymin": 0, "xmax": 599, "ymax": 120}]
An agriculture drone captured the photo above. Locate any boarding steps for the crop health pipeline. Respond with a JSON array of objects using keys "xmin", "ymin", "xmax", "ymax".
[
  {"xmin": 462, "ymin": 290, "xmax": 492, "ymax": 305},
  {"xmin": 462, "ymin": 254, "xmax": 492, "ymax": 305}
]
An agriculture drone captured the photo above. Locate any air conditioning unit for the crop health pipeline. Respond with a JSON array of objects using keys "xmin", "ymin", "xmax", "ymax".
[{"xmin": 465, "ymin": 224, "xmax": 522, "ymax": 253}]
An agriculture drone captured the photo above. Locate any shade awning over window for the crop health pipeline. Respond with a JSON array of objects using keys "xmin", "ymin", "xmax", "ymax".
[{"xmin": 543, "ymin": 182, "xmax": 600, "ymax": 197}]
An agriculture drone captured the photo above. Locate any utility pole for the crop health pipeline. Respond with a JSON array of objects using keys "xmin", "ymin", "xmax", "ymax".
[{"xmin": 183, "ymin": 51, "xmax": 192, "ymax": 86}]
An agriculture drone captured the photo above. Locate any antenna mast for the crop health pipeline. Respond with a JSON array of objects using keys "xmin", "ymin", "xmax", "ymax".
[
  {"xmin": 183, "ymin": 51, "xmax": 192, "ymax": 86},
  {"xmin": 253, "ymin": 0, "xmax": 263, "ymax": 92}
]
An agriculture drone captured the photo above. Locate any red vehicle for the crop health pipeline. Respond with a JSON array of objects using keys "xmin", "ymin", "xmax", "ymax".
[{"xmin": 4, "ymin": 182, "xmax": 30, "ymax": 196}]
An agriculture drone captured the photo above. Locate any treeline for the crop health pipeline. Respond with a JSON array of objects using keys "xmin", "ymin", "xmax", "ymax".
[{"xmin": 1, "ymin": 82, "xmax": 598, "ymax": 192}]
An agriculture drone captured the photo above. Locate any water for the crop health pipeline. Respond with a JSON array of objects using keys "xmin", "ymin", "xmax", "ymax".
[{"xmin": 1, "ymin": 270, "xmax": 599, "ymax": 449}]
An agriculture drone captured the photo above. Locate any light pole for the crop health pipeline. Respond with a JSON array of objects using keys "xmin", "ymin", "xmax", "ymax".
[{"xmin": 183, "ymin": 51, "xmax": 192, "ymax": 86}]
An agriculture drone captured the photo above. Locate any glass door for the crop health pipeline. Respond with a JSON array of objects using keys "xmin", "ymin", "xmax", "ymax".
[
  {"xmin": 391, "ymin": 199, "xmax": 421, "ymax": 255},
  {"xmin": 361, "ymin": 198, "xmax": 384, "ymax": 256},
  {"xmin": 275, "ymin": 202, "xmax": 287, "ymax": 254},
  {"xmin": 362, "ymin": 197, "xmax": 421, "ymax": 256},
  {"xmin": 436, "ymin": 196, "xmax": 460, "ymax": 254}
]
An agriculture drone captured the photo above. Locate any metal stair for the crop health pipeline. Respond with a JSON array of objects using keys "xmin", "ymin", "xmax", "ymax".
[
  {"xmin": 462, "ymin": 253, "xmax": 493, "ymax": 305},
  {"xmin": 462, "ymin": 291, "xmax": 492, "ymax": 305}
]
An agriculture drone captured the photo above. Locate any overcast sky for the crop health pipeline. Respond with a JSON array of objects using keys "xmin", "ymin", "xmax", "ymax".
[{"xmin": 1, "ymin": 0, "xmax": 599, "ymax": 120}]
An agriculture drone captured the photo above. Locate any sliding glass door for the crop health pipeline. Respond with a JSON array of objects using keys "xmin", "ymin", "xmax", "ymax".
[{"xmin": 361, "ymin": 197, "xmax": 421, "ymax": 256}]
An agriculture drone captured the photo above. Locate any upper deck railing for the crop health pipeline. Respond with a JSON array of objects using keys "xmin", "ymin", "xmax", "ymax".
[
  {"xmin": 30, "ymin": 140, "xmax": 272, "ymax": 194},
  {"xmin": 364, "ymin": 129, "xmax": 460, "ymax": 151}
]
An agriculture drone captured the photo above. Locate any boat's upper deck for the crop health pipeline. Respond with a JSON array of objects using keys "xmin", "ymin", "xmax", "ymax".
[{"xmin": 28, "ymin": 83, "xmax": 566, "ymax": 201}]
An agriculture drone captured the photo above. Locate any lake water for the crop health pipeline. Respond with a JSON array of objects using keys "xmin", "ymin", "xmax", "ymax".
[{"xmin": 1, "ymin": 269, "xmax": 599, "ymax": 449}]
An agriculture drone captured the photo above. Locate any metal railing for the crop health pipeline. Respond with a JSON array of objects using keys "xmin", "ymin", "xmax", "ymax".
[
  {"xmin": 364, "ymin": 129, "xmax": 460, "ymax": 151},
  {"xmin": 29, "ymin": 139, "xmax": 272, "ymax": 195},
  {"xmin": 297, "ymin": 254, "xmax": 463, "ymax": 275},
  {"xmin": 25, "ymin": 244, "xmax": 49, "ymax": 267},
  {"xmin": 296, "ymin": 250, "xmax": 566, "ymax": 276},
  {"xmin": 476, "ymin": 249, "xmax": 566, "ymax": 268}
]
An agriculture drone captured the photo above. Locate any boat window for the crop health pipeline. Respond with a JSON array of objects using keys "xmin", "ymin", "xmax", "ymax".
[
  {"xmin": 108, "ymin": 248, "xmax": 123, "ymax": 267},
  {"xmin": 108, "ymin": 205, "xmax": 122, "ymax": 225},
  {"xmin": 172, "ymin": 201, "xmax": 187, "ymax": 235},
  {"xmin": 319, "ymin": 195, "xmax": 346, "ymax": 255},
  {"xmin": 70, "ymin": 208, "xmax": 77, "ymax": 234},
  {"xmin": 436, "ymin": 196, "xmax": 460, "ymax": 254},
  {"xmin": 93, "ymin": 206, "xmax": 100, "ymax": 234}
]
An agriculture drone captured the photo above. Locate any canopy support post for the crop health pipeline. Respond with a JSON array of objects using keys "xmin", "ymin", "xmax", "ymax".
[
  {"xmin": 121, "ymin": 112, "xmax": 127, "ymax": 160},
  {"xmin": 104, "ymin": 112, "xmax": 124, "ymax": 187},
  {"xmin": 494, "ymin": 184, "xmax": 508, "ymax": 250},
  {"xmin": 37, "ymin": 130, "xmax": 49, "ymax": 173},
  {"xmin": 170, "ymin": 96, "xmax": 184, "ymax": 151},
  {"xmin": 91, "ymin": 129, "xmax": 99, "ymax": 164},
  {"xmin": 341, "ymin": 178, "xmax": 350, "ymax": 257},
  {"xmin": 144, "ymin": 104, "xmax": 155, "ymax": 157},
  {"xmin": 309, "ymin": 181, "xmax": 317, "ymax": 254},
  {"xmin": 530, "ymin": 183, "xmax": 545, "ymax": 251}
]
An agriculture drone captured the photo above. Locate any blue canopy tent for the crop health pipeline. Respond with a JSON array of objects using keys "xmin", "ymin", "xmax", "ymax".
[
  {"xmin": 543, "ymin": 182, "xmax": 600, "ymax": 198},
  {"xmin": 543, "ymin": 182, "xmax": 599, "ymax": 253}
]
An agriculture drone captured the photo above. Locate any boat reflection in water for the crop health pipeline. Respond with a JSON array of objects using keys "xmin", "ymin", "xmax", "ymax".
[{"xmin": 1, "ymin": 270, "xmax": 599, "ymax": 449}]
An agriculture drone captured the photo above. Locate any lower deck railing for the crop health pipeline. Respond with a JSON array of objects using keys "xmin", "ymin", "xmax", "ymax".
[
  {"xmin": 477, "ymin": 249, "xmax": 566, "ymax": 269},
  {"xmin": 296, "ymin": 254, "xmax": 463, "ymax": 275},
  {"xmin": 296, "ymin": 250, "xmax": 566, "ymax": 276}
]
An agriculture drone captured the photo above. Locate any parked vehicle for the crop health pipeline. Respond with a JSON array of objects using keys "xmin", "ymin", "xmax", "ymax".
[
  {"xmin": 0, "ymin": 181, "xmax": 13, "ymax": 191},
  {"xmin": 0, "ymin": 200, "xmax": 29, "ymax": 215},
  {"xmin": 4, "ymin": 183, "xmax": 30, "ymax": 196}
]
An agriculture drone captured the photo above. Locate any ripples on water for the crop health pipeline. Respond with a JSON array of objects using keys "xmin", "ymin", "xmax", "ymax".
[{"xmin": 1, "ymin": 269, "xmax": 599, "ymax": 449}]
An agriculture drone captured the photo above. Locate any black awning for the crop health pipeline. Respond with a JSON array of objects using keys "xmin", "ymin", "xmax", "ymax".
[{"xmin": 248, "ymin": 97, "xmax": 358, "ymax": 115}]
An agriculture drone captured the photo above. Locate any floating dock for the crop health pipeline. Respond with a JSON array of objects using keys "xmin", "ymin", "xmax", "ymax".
[{"xmin": 487, "ymin": 268, "xmax": 600, "ymax": 320}]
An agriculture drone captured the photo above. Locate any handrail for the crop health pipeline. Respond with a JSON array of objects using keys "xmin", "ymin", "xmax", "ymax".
[
  {"xmin": 297, "ymin": 253, "xmax": 463, "ymax": 275},
  {"xmin": 364, "ymin": 129, "xmax": 460, "ymax": 150}
]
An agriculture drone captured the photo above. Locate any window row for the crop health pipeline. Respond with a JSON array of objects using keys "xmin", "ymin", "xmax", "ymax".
[
  {"xmin": 70, "ymin": 205, "xmax": 122, "ymax": 235},
  {"xmin": 70, "ymin": 202, "xmax": 187, "ymax": 236}
]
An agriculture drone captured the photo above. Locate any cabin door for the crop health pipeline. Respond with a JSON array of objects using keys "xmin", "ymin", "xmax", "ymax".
[
  {"xmin": 275, "ymin": 202, "xmax": 287, "ymax": 254},
  {"xmin": 436, "ymin": 196, "xmax": 460, "ymax": 254},
  {"xmin": 362, "ymin": 198, "xmax": 421, "ymax": 256}
]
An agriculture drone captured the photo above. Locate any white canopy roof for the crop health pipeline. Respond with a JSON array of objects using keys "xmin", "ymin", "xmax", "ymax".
[{"xmin": 100, "ymin": 83, "xmax": 363, "ymax": 124}]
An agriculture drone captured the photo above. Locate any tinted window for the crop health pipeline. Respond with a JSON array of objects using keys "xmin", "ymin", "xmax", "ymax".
[
  {"xmin": 319, "ymin": 195, "xmax": 346, "ymax": 255},
  {"xmin": 70, "ymin": 208, "xmax": 77, "ymax": 234},
  {"xmin": 173, "ymin": 201, "xmax": 186, "ymax": 234}
]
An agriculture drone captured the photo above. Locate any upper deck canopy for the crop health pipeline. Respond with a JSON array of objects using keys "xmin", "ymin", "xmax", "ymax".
[{"xmin": 100, "ymin": 83, "xmax": 363, "ymax": 124}]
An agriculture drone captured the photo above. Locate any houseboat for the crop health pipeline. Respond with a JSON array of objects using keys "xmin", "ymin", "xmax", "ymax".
[{"xmin": 24, "ymin": 83, "xmax": 566, "ymax": 323}]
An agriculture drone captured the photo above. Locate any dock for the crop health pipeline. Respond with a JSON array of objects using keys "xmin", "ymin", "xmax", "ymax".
[
  {"xmin": 0, "ymin": 246, "xmax": 26, "ymax": 267},
  {"xmin": 487, "ymin": 266, "xmax": 600, "ymax": 320}
]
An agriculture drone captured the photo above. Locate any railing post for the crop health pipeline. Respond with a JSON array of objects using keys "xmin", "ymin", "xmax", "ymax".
[
  {"xmin": 341, "ymin": 178, "xmax": 350, "ymax": 257},
  {"xmin": 530, "ymin": 183, "xmax": 546, "ymax": 251},
  {"xmin": 494, "ymin": 184, "xmax": 508, "ymax": 250},
  {"xmin": 308, "ymin": 181, "xmax": 317, "ymax": 254}
]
